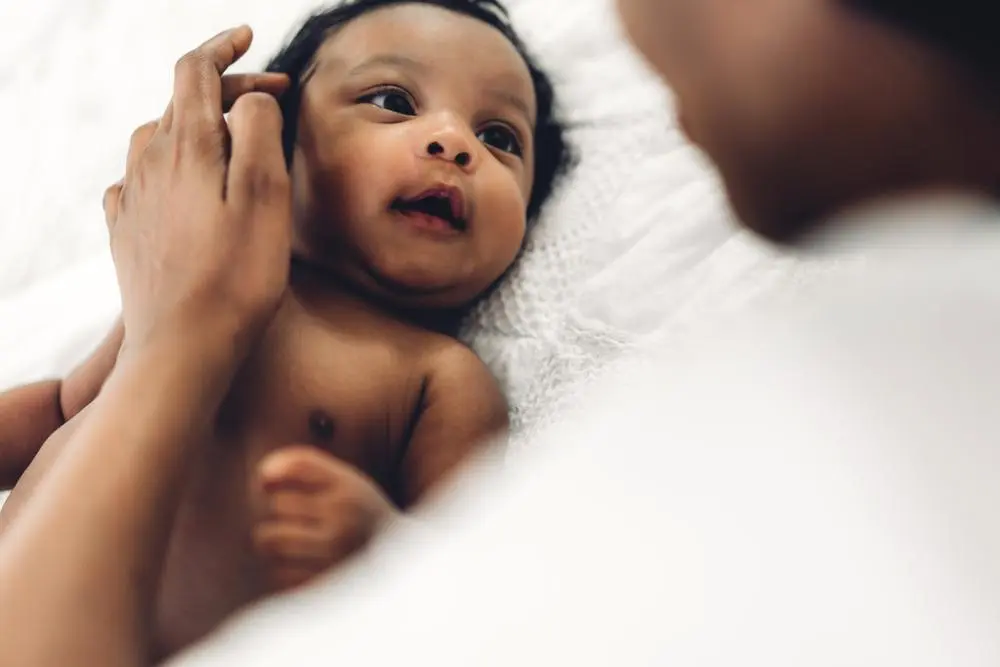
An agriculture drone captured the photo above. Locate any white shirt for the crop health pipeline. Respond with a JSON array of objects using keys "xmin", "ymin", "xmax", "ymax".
[{"xmin": 171, "ymin": 195, "xmax": 1000, "ymax": 666}]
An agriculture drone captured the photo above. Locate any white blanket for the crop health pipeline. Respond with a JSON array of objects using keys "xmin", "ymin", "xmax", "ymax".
[
  {"xmin": 170, "ymin": 217, "xmax": 1000, "ymax": 666},
  {"xmin": 0, "ymin": 0, "xmax": 843, "ymax": 437}
]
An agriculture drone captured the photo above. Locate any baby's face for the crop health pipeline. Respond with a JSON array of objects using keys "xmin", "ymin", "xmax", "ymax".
[{"xmin": 289, "ymin": 4, "xmax": 536, "ymax": 309}]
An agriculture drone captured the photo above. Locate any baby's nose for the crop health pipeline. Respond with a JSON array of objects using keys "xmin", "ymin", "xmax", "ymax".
[
  {"xmin": 426, "ymin": 140, "xmax": 472, "ymax": 168},
  {"xmin": 419, "ymin": 119, "xmax": 478, "ymax": 171}
]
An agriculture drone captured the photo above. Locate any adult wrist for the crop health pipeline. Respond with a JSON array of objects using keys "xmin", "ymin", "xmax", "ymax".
[{"xmin": 116, "ymin": 320, "xmax": 246, "ymax": 397}]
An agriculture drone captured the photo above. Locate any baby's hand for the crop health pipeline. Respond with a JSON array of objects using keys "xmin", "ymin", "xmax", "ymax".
[{"xmin": 253, "ymin": 445, "xmax": 398, "ymax": 592}]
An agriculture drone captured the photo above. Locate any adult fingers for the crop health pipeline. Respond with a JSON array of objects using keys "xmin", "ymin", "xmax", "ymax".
[
  {"xmin": 165, "ymin": 25, "xmax": 253, "ymax": 133},
  {"xmin": 158, "ymin": 71, "xmax": 288, "ymax": 134},
  {"xmin": 125, "ymin": 120, "xmax": 159, "ymax": 182},
  {"xmin": 225, "ymin": 92, "xmax": 289, "ymax": 211},
  {"xmin": 103, "ymin": 180, "xmax": 123, "ymax": 230},
  {"xmin": 222, "ymin": 72, "xmax": 290, "ymax": 113}
]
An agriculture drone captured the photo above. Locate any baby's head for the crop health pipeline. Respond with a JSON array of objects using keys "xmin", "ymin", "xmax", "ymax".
[{"xmin": 266, "ymin": 0, "xmax": 571, "ymax": 311}]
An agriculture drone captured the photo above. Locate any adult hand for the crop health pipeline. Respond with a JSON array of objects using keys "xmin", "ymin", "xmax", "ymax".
[
  {"xmin": 103, "ymin": 26, "xmax": 293, "ymax": 361},
  {"xmin": 102, "ymin": 67, "xmax": 290, "ymax": 227}
]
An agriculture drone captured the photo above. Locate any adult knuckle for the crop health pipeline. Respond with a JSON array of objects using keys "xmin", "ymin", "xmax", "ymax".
[
  {"xmin": 193, "ymin": 122, "xmax": 224, "ymax": 158},
  {"xmin": 128, "ymin": 122, "xmax": 154, "ymax": 148},
  {"xmin": 173, "ymin": 117, "xmax": 223, "ymax": 160},
  {"xmin": 243, "ymin": 165, "xmax": 289, "ymax": 203},
  {"xmin": 175, "ymin": 50, "xmax": 207, "ymax": 78},
  {"xmin": 132, "ymin": 159, "xmax": 155, "ymax": 188},
  {"xmin": 102, "ymin": 186, "xmax": 121, "ymax": 222},
  {"xmin": 128, "ymin": 125, "xmax": 144, "ymax": 147},
  {"xmin": 231, "ymin": 91, "xmax": 281, "ymax": 121}
]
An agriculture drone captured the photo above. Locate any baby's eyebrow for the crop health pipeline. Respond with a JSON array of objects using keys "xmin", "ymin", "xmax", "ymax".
[
  {"xmin": 347, "ymin": 54, "xmax": 428, "ymax": 76},
  {"xmin": 303, "ymin": 53, "xmax": 425, "ymax": 86},
  {"xmin": 486, "ymin": 89, "xmax": 535, "ymax": 131}
]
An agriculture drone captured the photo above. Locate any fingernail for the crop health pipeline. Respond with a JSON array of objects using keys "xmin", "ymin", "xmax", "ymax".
[{"xmin": 214, "ymin": 24, "xmax": 249, "ymax": 40}]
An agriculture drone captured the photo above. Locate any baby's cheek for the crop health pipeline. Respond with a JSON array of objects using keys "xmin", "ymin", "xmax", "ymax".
[{"xmin": 484, "ymin": 178, "xmax": 528, "ymax": 245}]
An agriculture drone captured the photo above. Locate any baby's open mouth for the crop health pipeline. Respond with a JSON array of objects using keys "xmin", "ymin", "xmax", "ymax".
[{"xmin": 391, "ymin": 189, "xmax": 467, "ymax": 232}]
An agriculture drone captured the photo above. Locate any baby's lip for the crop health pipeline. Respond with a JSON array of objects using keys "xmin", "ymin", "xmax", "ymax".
[{"xmin": 392, "ymin": 182, "xmax": 470, "ymax": 230}]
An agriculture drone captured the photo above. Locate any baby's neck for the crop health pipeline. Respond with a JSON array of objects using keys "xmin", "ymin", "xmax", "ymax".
[{"xmin": 288, "ymin": 256, "xmax": 463, "ymax": 336}]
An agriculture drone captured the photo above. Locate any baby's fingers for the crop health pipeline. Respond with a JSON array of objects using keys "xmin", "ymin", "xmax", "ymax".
[
  {"xmin": 253, "ymin": 521, "xmax": 332, "ymax": 563},
  {"xmin": 254, "ymin": 512, "xmax": 372, "ymax": 569},
  {"xmin": 267, "ymin": 565, "xmax": 317, "ymax": 591},
  {"xmin": 257, "ymin": 445, "xmax": 342, "ymax": 493},
  {"xmin": 262, "ymin": 489, "xmax": 326, "ymax": 525}
]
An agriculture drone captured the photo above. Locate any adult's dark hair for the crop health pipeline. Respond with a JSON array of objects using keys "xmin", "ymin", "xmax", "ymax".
[
  {"xmin": 847, "ymin": 0, "xmax": 1000, "ymax": 86},
  {"xmin": 266, "ymin": 0, "xmax": 573, "ymax": 224}
]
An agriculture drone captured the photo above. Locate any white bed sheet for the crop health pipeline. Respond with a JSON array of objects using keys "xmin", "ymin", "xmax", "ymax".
[{"xmin": 0, "ymin": 0, "xmax": 844, "ymax": 436}]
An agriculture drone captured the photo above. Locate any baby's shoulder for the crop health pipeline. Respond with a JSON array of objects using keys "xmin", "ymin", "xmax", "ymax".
[
  {"xmin": 411, "ymin": 337, "xmax": 506, "ymax": 421},
  {"xmin": 413, "ymin": 334, "xmax": 487, "ymax": 378}
]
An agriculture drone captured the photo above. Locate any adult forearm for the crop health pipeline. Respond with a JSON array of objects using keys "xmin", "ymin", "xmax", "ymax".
[{"xmin": 0, "ymin": 334, "xmax": 241, "ymax": 667}]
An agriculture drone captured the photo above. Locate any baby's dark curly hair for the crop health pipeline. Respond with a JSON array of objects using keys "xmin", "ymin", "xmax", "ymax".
[{"xmin": 265, "ymin": 0, "xmax": 573, "ymax": 225}]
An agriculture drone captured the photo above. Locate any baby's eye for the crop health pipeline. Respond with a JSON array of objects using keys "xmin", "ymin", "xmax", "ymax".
[
  {"xmin": 358, "ymin": 88, "xmax": 416, "ymax": 116},
  {"xmin": 478, "ymin": 125, "xmax": 522, "ymax": 157}
]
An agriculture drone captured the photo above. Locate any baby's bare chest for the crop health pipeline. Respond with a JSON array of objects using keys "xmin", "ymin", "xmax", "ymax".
[
  {"xmin": 221, "ymin": 302, "xmax": 429, "ymax": 486},
  {"xmin": 154, "ymin": 296, "xmax": 432, "ymax": 656}
]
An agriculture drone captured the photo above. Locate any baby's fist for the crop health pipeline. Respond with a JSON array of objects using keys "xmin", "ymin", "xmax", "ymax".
[{"xmin": 253, "ymin": 445, "xmax": 398, "ymax": 592}]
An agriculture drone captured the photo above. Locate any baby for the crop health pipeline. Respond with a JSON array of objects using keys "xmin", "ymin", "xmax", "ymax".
[{"xmin": 0, "ymin": 0, "xmax": 570, "ymax": 659}]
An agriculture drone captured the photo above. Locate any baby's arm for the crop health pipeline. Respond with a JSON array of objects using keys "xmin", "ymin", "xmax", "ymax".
[
  {"xmin": 0, "ymin": 318, "xmax": 124, "ymax": 489},
  {"xmin": 397, "ymin": 343, "xmax": 509, "ymax": 508}
]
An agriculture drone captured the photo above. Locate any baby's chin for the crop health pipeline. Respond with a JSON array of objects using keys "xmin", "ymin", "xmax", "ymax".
[
  {"xmin": 294, "ymin": 251, "xmax": 469, "ymax": 310},
  {"xmin": 361, "ymin": 270, "xmax": 476, "ymax": 311},
  {"xmin": 289, "ymin": 232, "xmax": 499, "ymax": 313}
]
